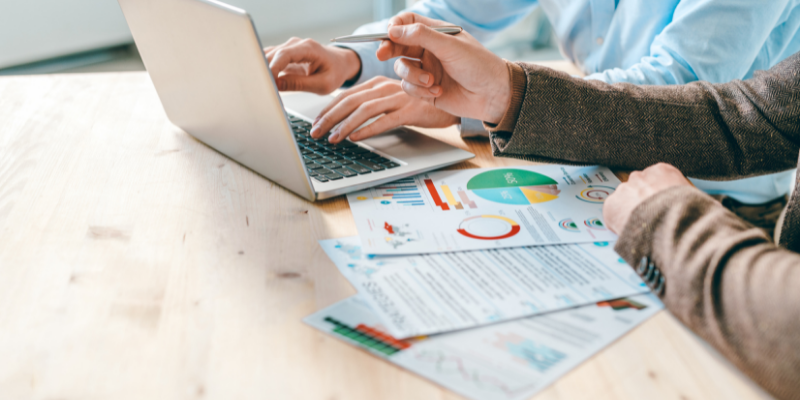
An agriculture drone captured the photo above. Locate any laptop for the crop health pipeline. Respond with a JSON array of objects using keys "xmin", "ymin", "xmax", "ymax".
[{"xmin": 118, "ymin": 0, "xmax": 474, "ymax": 201}]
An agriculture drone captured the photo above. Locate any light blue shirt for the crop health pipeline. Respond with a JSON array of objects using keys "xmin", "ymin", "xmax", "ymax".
[{"xmin": 340, "ymin": 0, "xmax": 800, "ymax": 204}]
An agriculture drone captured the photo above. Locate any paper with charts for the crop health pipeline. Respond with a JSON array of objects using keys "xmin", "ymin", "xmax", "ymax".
[
  {"xmin": 321, "ymin": 237, "xmax": 648, "ymax": 338},
  {"xmin": 305, "ymin": 293, "xmax": 663, "ymax": 400},
  {"xmin": 347, "ymin": 165, "xmax": 620, "ymax": 255}
]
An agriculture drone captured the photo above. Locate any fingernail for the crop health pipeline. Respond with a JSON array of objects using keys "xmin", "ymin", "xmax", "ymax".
[
  {"xmin": 310, "ymin": 127, "xmax": 319, "ymax": 137},
  {"xmin": 328, "ymin": 131, "xmax": 339, "ymax": 142},
  {"xmin": 429, "ymin": 86, "xmax": 439, "ymax": 94},
  {"xmin": 389, "ymin": 26, "xmax": 404, "ymax": 39},
  {"xmin": 419, "ymin": 74, "xmax": 430, "ymax": 84},
  {"xmin": 313, "ymin": 117, "xmax": 320, "ymax": 125}
]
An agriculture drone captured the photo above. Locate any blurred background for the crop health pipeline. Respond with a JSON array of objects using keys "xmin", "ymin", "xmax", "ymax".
[{"xmin": 0, "ymin": 0, "xmax": 562, "ymax": 76}]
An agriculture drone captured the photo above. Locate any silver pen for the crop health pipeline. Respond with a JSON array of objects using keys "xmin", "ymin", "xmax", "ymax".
[{"xmin": 330, "ymin": 26, "xmax": 463, "ymax": 43}]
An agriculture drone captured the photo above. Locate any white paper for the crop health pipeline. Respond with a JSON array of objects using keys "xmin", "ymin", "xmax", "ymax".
[
  {"xmin": 304, "ymin": 293, "xmax": 663, "ymax": 400},
  {"xmin": 321, "ymin": 237, "xmax": 648, "ymax": 338},
  {"xmin": 347, "ymin": 165, "xmax": 620, "ymax": 255}
]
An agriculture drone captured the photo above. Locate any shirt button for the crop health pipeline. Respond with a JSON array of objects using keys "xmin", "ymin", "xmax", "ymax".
[{"xmin": 596, "ymin": 37, "xmax": 604, "ymax": 45}]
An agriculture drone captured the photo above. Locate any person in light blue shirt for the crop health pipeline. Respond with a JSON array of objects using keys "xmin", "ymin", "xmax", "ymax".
[{"xmin": 264, "ymin": 0, "xmax": 800, "ymax": 204}]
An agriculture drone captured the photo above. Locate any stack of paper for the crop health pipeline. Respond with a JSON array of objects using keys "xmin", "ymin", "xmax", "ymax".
[{"xmin": 305, "ymin": 165, "xmax": 663, "ymax": 400}]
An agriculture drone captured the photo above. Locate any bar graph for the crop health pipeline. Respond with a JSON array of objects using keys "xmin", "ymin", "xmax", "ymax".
[
  {"xmin": 424, "ymin": 178, "xmax": 450, "ymax": 211},
  {"xmin": 324, "ymin": 316, "xmax": 412, "ymax": 356},
  {"xmin": 423, "ymin": 179, "xmax": 480, "ymax": 212},
  {"xmin": 372, "ymin": 177, "xmax": 425, "ymax": 207},
  {"xmin": 457, "ymin": 190, "xmax": 478, "ymax": 209}
]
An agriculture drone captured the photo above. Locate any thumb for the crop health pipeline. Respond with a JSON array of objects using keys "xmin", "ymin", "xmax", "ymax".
[{"xmin": 387, "ymin": 23, "xmax": 461, "ymax": 60}]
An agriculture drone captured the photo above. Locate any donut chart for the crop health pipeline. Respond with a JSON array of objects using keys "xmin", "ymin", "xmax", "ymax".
[
  {"xmin": 466, "ymin": 169, "xmax": 561, "ymax": 205},
  {"xmin": 457, "ymin": 215, "xmax": 521, "ymax": 240},
  {"xmin": 576, "ymin": 185, "xmax": 615, "ymax": 203}
]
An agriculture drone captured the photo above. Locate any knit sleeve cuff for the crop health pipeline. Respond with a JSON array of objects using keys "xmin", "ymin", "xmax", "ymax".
[
  {"xmin": 484, "ymin": 61, "xmax": 527, "ymax": 133},
  {"xmin": 614, "ymin": 186, "xmax": 715, "ymax": 268}
]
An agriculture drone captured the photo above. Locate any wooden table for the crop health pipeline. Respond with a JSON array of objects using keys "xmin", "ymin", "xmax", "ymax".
[{"xmin": 0, "ymin": 69, "xmax": 774, "ymax": 400}]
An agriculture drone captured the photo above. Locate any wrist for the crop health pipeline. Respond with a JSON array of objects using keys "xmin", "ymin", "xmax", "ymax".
[
  {"xmin": 335, "ymin": 47, "xmax": 362, "ymax": 85},
  {"xmin": 485, "ymin": 62, "xmax": 511, "ymax": 124}
]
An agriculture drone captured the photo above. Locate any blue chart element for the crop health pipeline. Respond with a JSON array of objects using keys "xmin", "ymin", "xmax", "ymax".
[
  {"xmin": 380, "ymin": 200, "xmax": 391, "ymax": 205},
  {"xmin": 505, "ymin": 339, "xmax": 567, "ymax": 372},
  {"xmin": 472, "ymin": 187, "xmax": 530, "ymax": 205},
  {"xmin": 593, "ymin": 242, "xmax": 609, "ymax": 247}
]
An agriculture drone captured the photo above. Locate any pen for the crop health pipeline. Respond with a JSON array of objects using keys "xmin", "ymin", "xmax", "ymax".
[{"xmin": 330, "ymin": 26, "xmax": 463, "ymax": 43}]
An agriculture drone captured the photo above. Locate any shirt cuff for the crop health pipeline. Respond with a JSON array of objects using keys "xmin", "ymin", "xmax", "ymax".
[
  {"xmin": 459, "ymin": 118, "xmax": 490, "ymax": 138},
  {"xmin": 483, "ymin": 61, "xmax": 527, "ymax": 133}
]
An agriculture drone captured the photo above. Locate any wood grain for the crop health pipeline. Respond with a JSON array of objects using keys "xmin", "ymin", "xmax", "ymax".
[{"xmin": 0, "ymin": 70, "xmax": 774, "ymax": 400}]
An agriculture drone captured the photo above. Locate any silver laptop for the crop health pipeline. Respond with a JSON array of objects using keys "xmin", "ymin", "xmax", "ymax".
[{"xmin": 118, "ymin": 0, "xmax": 474, "ymax": 201}]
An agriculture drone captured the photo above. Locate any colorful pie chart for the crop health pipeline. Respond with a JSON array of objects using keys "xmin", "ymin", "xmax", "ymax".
[
  {"xmin": 466, "ymin": 169, "xmax": 560, "ymax": 205},
  {"xmin": 457, "ymin": 215, "xmax": 521, "ymax": 240}
]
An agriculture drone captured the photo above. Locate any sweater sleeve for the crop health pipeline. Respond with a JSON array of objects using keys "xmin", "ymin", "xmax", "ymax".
[{"xmin": 490, "ymin": 53, "xmax": 800, "ymax": 180}]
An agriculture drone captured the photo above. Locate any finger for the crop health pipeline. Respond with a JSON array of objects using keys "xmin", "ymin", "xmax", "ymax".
[
  {"xmin": 264, "ymin": 37, "xmax": 303, "ymax": 61},
  {"xmin": 400, "ymin": 79, "xmax": 442, "ymax": 98},
  {"xmin": 387, "ymin": 23, "xmax": 462, "ymax": 60},
  {"xmin": 350, "ymin": 110, "xmax": 405, "ymax": 142},
  {"xmin": 277, "ymin": 73, "xmax": 333, "ymax": 94},
  {"xmin": 269, "ymin": 41, "xmax": 318, "ymax": 80},
  {"xmin": 388, "ymin": 12, "xmax": 445, "ymax": 29},
  {"xmin": 331, "ymin": 95, "xmax": 405, "ymax": 143},
  {"xmin": 313, "ymin": 82, "xmax": 398, "ymax": 139},
  {"xmin": 312, "ymin": 77, "xmax": 389, "ymax": 137},
  {"xmin": 394, "ymin": 58, "xmax": 432, "ymax": 87}
]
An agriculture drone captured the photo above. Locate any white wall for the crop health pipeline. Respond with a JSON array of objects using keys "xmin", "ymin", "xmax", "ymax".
[{"xmin": 0, "ymin": 0, "xmax": 372, "ymax": 69}]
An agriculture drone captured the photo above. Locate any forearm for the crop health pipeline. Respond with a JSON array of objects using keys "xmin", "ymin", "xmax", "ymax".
[
  {"xmin": 490, "ymin": 53, "xmax": 800, "ymax": 179},
  {"xmin": 615, "ymin": 187, "xmax": 800, "ymax": 400}
]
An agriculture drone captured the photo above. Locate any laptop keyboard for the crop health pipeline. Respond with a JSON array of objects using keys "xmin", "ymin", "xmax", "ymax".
[{"xmin": 288, "ymin": 114, "xmax": 401, "ymax": 183}]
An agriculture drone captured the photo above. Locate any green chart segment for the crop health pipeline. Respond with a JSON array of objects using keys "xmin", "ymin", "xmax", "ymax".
[
  {"xmin": 324, "ymin": 317, "xmax": 411, "ymax": 356},
  {"xmin": 466, "ymin": 169, "xmax": 561, "ymax": 205}
]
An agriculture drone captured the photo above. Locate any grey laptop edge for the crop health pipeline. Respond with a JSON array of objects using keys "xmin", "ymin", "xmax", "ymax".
[{"xmin": 118, "ymin": 0, "xmax": 474, "ymax": 201}]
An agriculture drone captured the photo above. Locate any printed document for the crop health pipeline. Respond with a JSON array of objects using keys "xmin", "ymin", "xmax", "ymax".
[
  {"xmin": 347, "ymin": 165, "xmax": 620, "ymax": 255},
  {"xmin": 304, "ymin": 293, "xmax": 663, "ymax": 400},
  {"xmin": 321, "ymin": 236, "xmax": 648, "ymax": 338}
]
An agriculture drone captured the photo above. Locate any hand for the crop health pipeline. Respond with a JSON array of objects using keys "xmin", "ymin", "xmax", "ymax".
[
  {"xmin": 377, "ymin": 13, "xmax": 511, "ymax": 124},
  {"xmin": 264, "ymin": 37, "xmax": 361, "ymax": 94},
  {"xmin": 310, "ymin": 76, "xmax": 460, "ymax": 144},
  {"xmin": 603, "ymin": 163, "xmax": 695, "ymax": 234}
]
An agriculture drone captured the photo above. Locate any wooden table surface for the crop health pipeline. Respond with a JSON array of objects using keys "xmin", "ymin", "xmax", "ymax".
[{"xmin": 0, "ymin": 67, "xmax": 774, "ymax": 400}]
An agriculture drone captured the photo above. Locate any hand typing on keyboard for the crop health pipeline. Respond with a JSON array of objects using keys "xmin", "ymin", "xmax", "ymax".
[
  {"xmin": 309, "ymin": 76, "xmax": 459, "ymax": 144},
  {"xmin": 289, "ymin": 115, "xmax": 403, "ymax": 183}
]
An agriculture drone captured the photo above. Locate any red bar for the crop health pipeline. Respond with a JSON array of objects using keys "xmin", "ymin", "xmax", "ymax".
[{"xmin": 424, "ymin": 179, "xmax": 449, "ymax": 211}]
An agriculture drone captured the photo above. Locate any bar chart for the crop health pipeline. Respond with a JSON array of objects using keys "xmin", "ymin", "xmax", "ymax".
[
  {"xmin": 424, "ymin": 179, "xmax": 479, "ymax": 212},
  {"xmin": 369, "ymin": 177, "xmax": 425, "ymax": 207}
]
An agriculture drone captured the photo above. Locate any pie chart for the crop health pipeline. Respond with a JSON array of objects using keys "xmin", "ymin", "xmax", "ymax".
[
  {"xmin": 457, "ymin": 215, "xmax": 521, "ymax": 240},
  {"xmin": 467, "ymin": 169, "xmax": 560, "ymax": 205}
]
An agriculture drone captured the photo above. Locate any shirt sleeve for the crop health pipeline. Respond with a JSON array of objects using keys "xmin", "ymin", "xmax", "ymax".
[
  {"xmin": 336, "ymin": 0, "xmax": 538, "ymax": 86},
  {"xmin": 585, "ymin": 0, "xmax": 792, "ymax": 85}
]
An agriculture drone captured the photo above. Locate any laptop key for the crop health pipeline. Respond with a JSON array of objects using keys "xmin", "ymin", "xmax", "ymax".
[
  {"xmin": 323, "ymin": 173, "xmax": 343, "ymax": 180},
  {"xmin": 332, "ymin": 167, "xmax": 358, "ymax": 177},
  {"xmin": 347, "ymin": 164, "xmax": 372, "ymax": 174},
  {"xmin": 355, "ymin": 159, "xmax": 385, "ymax": 171},
  {"xmin": 312, "ymin": 175, "xmax": 329, "ymax": 182},
  {"xmin": 338, "ymin": 159, "xmax": 355, "ymax": 165},
  {"xmin": 307, "ymin": 163, "xmax": 326, "ymax": 170},
  {"xmin": 304, "ymin": 154, "xmax": 321, "ymax": 160},
  {"xmin": 383, "ymin": 162, "xmax": 401, "ymax": 169}
]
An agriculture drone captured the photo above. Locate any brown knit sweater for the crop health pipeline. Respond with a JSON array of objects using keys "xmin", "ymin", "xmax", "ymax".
[{"xmin": 488, "ymin": 53, "xmax": 800, "ymax": 400}]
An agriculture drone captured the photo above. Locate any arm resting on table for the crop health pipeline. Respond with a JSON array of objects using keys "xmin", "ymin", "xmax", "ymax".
[{"xmin": 614, "ymin": 186, "xmax": 800, "ymax": 400}]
